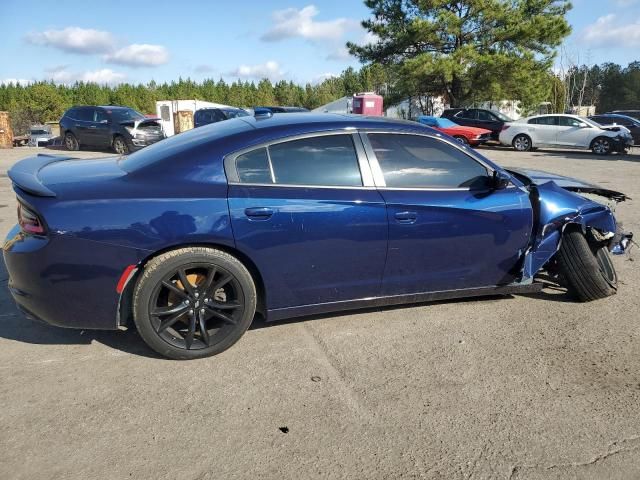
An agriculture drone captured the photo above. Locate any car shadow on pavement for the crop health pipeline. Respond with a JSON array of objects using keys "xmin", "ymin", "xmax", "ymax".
[{"xmin": 0, "ymin": 259, "xmax": 163, "ymax": 359}]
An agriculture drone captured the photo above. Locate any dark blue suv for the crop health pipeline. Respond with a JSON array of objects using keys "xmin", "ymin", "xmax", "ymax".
[{"xmin": 60, "ymin": 105, "xmax": 165, "ymax": 154}]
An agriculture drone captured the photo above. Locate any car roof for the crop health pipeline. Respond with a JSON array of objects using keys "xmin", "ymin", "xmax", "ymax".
[{"xmin": 236, "ymin": 112, "xmax": 419, "ymax": 130}]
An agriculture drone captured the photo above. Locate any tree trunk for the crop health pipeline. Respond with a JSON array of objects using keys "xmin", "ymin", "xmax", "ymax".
[{"xmin": 450, "ymin": 75, "xmax": 464, "ymax": 108}]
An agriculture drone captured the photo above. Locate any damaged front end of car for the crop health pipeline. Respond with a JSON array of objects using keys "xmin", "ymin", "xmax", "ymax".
[{"xmin": 506, "ymin": 168, "xmax": 633, "ymax": 282}]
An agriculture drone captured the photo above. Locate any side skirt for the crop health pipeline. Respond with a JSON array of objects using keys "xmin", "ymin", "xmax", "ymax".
[{"xmin": 266, "ymin": 282, "xmax": 544, "ymax": 322}]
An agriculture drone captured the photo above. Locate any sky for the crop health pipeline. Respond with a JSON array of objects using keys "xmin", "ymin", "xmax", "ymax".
[{"xmin": 1, "ymin": 0, "xmax": 639, "ymax": 86}]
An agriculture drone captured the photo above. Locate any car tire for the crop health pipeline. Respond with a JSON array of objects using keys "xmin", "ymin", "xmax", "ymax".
[
  {"xmin": 64, "ymin": 132, "xmax": 79, "ymax": 151},
  {"xmin": 113, "ymin": 135, "xmax": 129, "ymax": 155},
  {"xmin": 133, "ymin": 247, "xmax": 257, "ymax": 360},
  {"xmin": 591, "ymin": 137, "xmax": 612, "ymax": 155},
  {"xmin": 453, "ymin": 135, "xmax": 470, "ymax": 146},
  {"xmin": 512, "ymin": 134, "xmax": 532, "ymax": 152},
  {"xmin": 557, "ymin": 229, "xmax": 617, "ymax": 302}
]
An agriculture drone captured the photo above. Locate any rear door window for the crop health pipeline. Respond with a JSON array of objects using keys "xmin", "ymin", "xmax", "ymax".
[
  {"xmin": 232, "ymin": 134, "xmax": 363, "ymax": 187},
  {"xmin": 269, "ymin": 135, "xmax": 362, "ymax": 187}
]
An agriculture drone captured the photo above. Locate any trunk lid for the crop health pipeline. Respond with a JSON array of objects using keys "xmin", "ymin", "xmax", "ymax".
[{"xmin": 8, "ymin": 153, "xmax": 125, "ymax": 198}]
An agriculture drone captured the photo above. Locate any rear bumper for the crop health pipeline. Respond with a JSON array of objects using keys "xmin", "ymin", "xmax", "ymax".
[{"xmin": 3, "ymin": 225, "xmax": 145, "ymax": 330}]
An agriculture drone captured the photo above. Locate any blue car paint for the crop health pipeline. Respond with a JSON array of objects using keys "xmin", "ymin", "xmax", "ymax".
[
  {"xmin": 520, "ymin": 181, "xmax": 617, "ymax": 280},
  {"xmin": 379, "ymin": 187, "xmax": 533, "ymax": 295},
  {"xmin": 2, "ymin": 113, "xmax": 627, "ymax": 330}
]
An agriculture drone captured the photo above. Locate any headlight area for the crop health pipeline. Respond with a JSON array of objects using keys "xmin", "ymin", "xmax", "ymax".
[{"xmin": 17, "ymin": 201, "xmax": 46, "ymax": 235}]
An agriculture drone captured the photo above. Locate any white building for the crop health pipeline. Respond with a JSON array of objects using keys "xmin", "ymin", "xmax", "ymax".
[{"xmin": 156, "ymin": 100, "xmax": 233, "ymax": 136}]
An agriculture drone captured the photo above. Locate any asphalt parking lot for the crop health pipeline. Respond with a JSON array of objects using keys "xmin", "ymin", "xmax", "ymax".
[{"xmin": 1, "ymin": 145, "xmax": 639, "ymax": 480}]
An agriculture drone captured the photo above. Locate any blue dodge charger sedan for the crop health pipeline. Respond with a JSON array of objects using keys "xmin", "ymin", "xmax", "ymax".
[{"xmin": 3, "ymin": 113, "xmax": 632, "ymax": 359}]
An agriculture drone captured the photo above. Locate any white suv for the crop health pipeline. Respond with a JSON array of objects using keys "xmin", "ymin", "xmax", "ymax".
[{"xmin": 499, "ymin": 114, "xmax": 633, "ymax": 155}]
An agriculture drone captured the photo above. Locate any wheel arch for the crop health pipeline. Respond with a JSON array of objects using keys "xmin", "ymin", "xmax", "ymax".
[{"xmin": 117, "ymin": 242, "xmax": 267, "ymax": 328}]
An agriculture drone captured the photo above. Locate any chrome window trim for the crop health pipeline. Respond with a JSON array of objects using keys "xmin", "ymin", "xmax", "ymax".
[
  {"xmin": 224, "ymin": 129, "xmax": 376, "ymax": 188},
  {"xmin": 358, "ymin": 130, "xmax": 498, "ymax": 191}
]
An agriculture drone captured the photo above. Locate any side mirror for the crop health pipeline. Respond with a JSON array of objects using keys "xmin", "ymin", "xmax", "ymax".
[{"xmin": 492, "ymin": 170, "xmax": 511, "ymax": 190}]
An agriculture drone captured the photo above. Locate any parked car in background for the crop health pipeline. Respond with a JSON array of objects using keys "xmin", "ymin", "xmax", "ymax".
[
  {"xmin": 610, "ymin": 110, "xmax": 640, "ymax": 121},
  {"xmin": 28, "ymin": 125, "xmax": 55, "ymax": 147},
  {"xmin": 499, "ymin": 114, "xmax": 633, "ymax": 155},
  {"xmin": 416, "ymin": 116, "xmax": 492, "ymax": 146},
  {"xmin": 60, "ymin": 105, "xmax": 165, "ymax": 154},
  {"xmin": 194, "ymin": 107, "xmax": 250, "ymax": 128},
  {"xmin": 254, "ymin": 106, "xmax": 309, "ymax": 114},
  {"xmin": 441, "ymin": 108, "xmax": 513, "ymax": 140},
  {"xmin": 590, "ymin": 113, "xmax": 640, "ymax": 145},
  {"xmin": 4, "ymin": 114, "xmax": 631, "ymax": 359}
]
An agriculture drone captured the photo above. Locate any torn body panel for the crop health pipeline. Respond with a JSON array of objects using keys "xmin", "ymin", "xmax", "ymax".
[{"xmin": 509, "ymin": 170, "xmax": 629, "ymax": 281}]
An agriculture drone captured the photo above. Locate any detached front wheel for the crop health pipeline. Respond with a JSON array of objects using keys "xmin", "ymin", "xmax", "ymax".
[
  {"xmin": 557, "ymin": 229, "xmax": 617, "ymax": 301},
  {"xmin": 133, "ymin": 247, "xmax": 257, "ymax": 359}
]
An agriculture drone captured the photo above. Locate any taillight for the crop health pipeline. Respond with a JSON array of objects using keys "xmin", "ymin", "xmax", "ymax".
[{"xmin": 18, "ymin": 202, "xmax": 45, "ymax": 235}]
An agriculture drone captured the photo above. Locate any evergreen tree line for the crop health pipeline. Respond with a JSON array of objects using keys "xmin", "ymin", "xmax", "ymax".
[
  {"xmin": 0, "ymin": 65, "xmax": 389, "ymax": 135},
  {"xmin": 1, "ymin": 60, "xmax": 639, "ymax": 135}
]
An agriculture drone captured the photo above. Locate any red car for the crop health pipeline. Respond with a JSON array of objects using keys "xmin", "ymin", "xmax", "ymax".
[{"xmin": 417, "ymin": 116, "xmax": 492, "ymax": 146}]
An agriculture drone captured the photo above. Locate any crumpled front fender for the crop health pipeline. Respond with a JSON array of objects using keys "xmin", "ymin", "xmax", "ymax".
[{"xmin": 522, "ymin": 181, "xmax": 617, "ymax": 281}]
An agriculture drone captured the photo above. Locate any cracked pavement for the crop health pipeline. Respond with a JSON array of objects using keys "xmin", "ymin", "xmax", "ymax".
[{"xmin": 0, "ymin": 146, "xmax": 639, "ymax": 479}]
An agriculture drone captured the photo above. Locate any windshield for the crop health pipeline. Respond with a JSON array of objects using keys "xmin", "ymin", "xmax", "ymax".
[
  {"xmin": 30, "ymin": 129, "xmax": 50, "ymax": 135},
  {"xmin": 492, "ymin": 111, "xmax": 513, "ymax": 122},
  {"xmin": 108, "ymin": 108, "xmax": 145, "ymax": 123}
]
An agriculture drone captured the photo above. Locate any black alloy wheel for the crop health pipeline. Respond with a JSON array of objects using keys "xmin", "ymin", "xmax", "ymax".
[
  {"xmin": 133, "ymin": 248, "xmax": 257, "ymax": 359},
  {"xmin": 150, "ymin": 264, "xmax": 244, "ymax": 350}
]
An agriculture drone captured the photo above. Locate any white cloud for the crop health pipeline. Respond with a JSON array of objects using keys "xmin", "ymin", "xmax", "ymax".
[
  {"xmin": 262, "ymin": 5, "xmax": 355, "ymax": 42},
  {"xmin": 312, "ymin": 72, "xmax": 338, "ymax": 84},
  {"xmin": 615, "ymin": 0, "xmax": 637, "ymax": 6},
  {"xmin": 105, "ymin": 44, "xmax": 169, "ymax": 67},
  {"xmin": 44, "ymin": 67, "xmax": 126, "ymax": 85},
  {"xmin": 81, "ymin": 69, "xmax": 126, "ymax": 84},
  {"xmin": 581, "ymin": 14, "xmax": 640, "ymax": 48},
  {"xmin": 327, "ymin": 46, "xmax": 351, "ymax": 61},
  {"xmin": 230, "ymin": 61, "xmax": 284, "ymax": 81},
  {"xmin": 25, "ymin": 27, "xmax": 115, "ymax": 54},
  {"xmin": 327, "ymin": 31, "xmax": 378, "ymax": 61},
  {"xmin": 1, "ymin": 78, "xmax": 33, "ymax": 85}
]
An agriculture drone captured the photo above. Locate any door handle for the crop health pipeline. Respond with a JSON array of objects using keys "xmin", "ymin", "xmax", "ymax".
[
  {"xmin": 244, "ymin": 207, "xmax": 274, "ymax": 220},
  {"xmin": 394, "ymin": 211, "xmax": 417, "ymax": 224},
  {"xmin": 89, "ymin": 125, "xmax": 97, "ymax": 129}
]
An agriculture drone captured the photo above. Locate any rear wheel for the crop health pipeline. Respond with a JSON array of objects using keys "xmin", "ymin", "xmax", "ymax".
[
  {"xmin": 512, "ymin": 134, "xmax": 532, "ymax": 152},
  {"xmin": 112, "ymin": 135, "xmax": 129, "ymax": 155},
  {"xmin": 64, "ymin": 132, "xmax": 79, "ymax": 151},
  {"xmin": 133, "ymin": 247, "xmax": 257, "ymax": 359},
  {"xmin": 591, "ymin": 137, "xmax": 612, "ymax": 155},
  {"xmin": 557, "ymin": 229, "xmax": 617, "ymax": 301}
]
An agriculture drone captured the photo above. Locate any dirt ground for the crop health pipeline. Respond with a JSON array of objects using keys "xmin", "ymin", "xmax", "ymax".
[{"xmin": 0, "ymin": 145, "xmax": 639, "ymax": 480}]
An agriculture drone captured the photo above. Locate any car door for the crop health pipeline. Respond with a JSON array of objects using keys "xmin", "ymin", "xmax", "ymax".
[
  {"xmin": 361, "ymin": 132, "xmax": 533, "ymax": 295},
  {"xmin": 475, "ymin": 110, "xmax": 501, "ymax": 133},
  {"xmin": 72, "ymin": 107, "xmax": 96, "ymax": 145},
  {"xmin": 555, "ymin": 116, "xmax": 591, "ymax": 147},
  {"xmin": 532, "ymin": 116, "xmax": 560, "ymax": 145},
  {"xmin": 92, "ymin": 108, "xmax": 112, "ymax": 148},
  {"xmin": 226, "ymin": 132, "xmax": 388, "ymax": 310}
]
